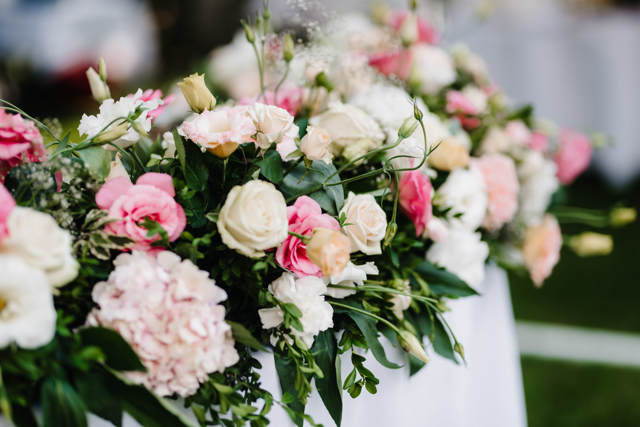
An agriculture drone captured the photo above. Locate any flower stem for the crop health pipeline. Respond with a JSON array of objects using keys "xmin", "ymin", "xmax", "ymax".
[
  {"xmin": 288, "ymin": 231, "xmax": 309, "ymax": 242},
  {"xmin": 283, "ymin": 156, "xmax": 303, "ymax": 178},
  {"xmin": 273, "ymin": 62, "xmax": 290, "ymax": 107},
  {"xmin": 328, "ymin": 301, "xmax": 403, "ymax": 336}
]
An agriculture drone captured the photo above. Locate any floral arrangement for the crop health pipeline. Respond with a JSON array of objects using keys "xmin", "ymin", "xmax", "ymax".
[{"xmin": 0, "ymin": 2, "xmax": 634, "ymax": 427}]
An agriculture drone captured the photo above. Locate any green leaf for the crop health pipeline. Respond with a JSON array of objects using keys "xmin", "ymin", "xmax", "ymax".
[
  {"xmin": 53, "ymin": 132, "xmax": 71, "ymax": 154},
  {"xmin": 173, "ymin": 129, "xmax": 187, "ymax": 173},
  {"xmin": 77, "ymin": 146, "xmax": 111, "ymax": 180},
  {"xmin": 41, "ymin": 378, "xmax": 88, "ymax": 427},
  {"xmin": 181, "ymin": 138, "xmax": 209, "ymax": 192},
  {"xmin": 74, "ymin": 370, "xmax": 122, "ymax": 427},
  {"xmin": 283, "ymin": 303, "xmax": 303, "ymax": 319},
  {"xmin": 11, "ymin": 403, "xmax": 37, "ymax": 427},
  {"xmin": 332, "ymin": 300, "xmax": 401, "ymax": 369},
  {"xmin": 79, "ymin": 327, "xmax": 146, "ymax": 372},
  {"xmin": 432, "ymin": 315, "xmax": 458, "ymax": 364},
  {"xmin": 256, "ymin": 150, "xmax": 283, "ymax": 185},
  {"xmin": 227, "ymin": 321, "xmax": 268, "ymax": 352},
  {"xmin": 275, "ymin": 357, "xmax": 305, "ymax": 427},
  {"xmin": 310, "ymin": 330, "xmax": 342, "ymax": 427},
  {"xmin": 280, "ymin": 161, "xmax": 344, "ymax": 215},
  {"xmin": 414, "ymin": 261, "xmax": 479, "ymax": 298},
  {"xmin": 408, "ymin": 353, "xmax": 426, "ymax": 376}
]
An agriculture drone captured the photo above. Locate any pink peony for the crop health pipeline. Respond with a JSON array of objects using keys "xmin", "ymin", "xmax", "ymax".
[
  {"xmin": 276, "ymin": 196, "xmax": 340, "ymax": 278},
  {"xmin": 0, "ymin": 183, "xmax": 15, "ymax": 239},
  {"xmin": 127, "ymin": 89, "xmax": 175, "ymax": 122},
  {"xmin": 95, "ymin": 172, "xmax": 186, "ymax": 253},
  {"xmin": 238, "ymin": 83, "xmax": 303, "ymax": 116},
  {"xmin": 0, "ymin": 109, "xmax": 46, "ymax": 183},
  {"xmin": 389, "ymin": 10, "xmax": 439, "ymax": 45},
  {"xmin": 554, "ymin": 130, "xmax": 593, "ymax": 184},
  {"xmin": 369, "ymin": 49, "xmax": 412, "ymax": 80},
  {"xmin": 398, "ymin": 170, "xmax": 433, "ymax": 236},
  {"xmin": 470, "ymin": 154, "xmax": 520, "ymax": 231},
  {"xmin": 87, "ymin": 251, "xmax": 239, "ymax": 397},
  {"xmin": 522, "ymin": 214, "xmax": 562, "ymax": 287}
]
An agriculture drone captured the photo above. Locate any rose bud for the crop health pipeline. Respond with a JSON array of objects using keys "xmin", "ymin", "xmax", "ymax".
[
  {"xmin": 568, "ymin": 232, "xmax": 613, "ymax": 257},
  {"xmin": 299, "ymin": 126, "xmax": 334, "ymax": 164},
  {"xmin": 398, "ymin": 331, "xmax": 430, "ymax": 364},
  {"xmin": 178, "ymin": 73, "xmax": 216, "ymax": 114},
  {"xmin": 86, "ymin": 66, "xmax": 109, "ymax": 103},
  {"xmin": 306, "ymin": 228, "xmax": 351, "ymax": 279}
]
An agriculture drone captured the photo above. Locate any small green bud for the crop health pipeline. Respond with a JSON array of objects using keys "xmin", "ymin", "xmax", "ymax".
[
  {"xmin": 283, "ymin": 33, "xmax": 295, "ymax": 62},
  {"xmin": 398, "ymin": 331, "xmax": 430, "ymax": 364},
  {"xmin": 398, "ymin": 116, "xmax": 419, "ymax": 138},
  {"xmin": 98, "ymin": 58, "xmax": 108, "ymax": 81},
  {"xmin": 242, "ymin": 21, "xmax": 255, "ymax": 43},
  {"xmin": 454, "ymin": 343, "xmax": 465, "ymax": 360},
  {"xmin": 382, "ymin": 222, "xmax": 397, "ymax": 249},
  {"xmin": 610, "ymin": 207, "xmax": 637, "ymax": 227},
  {"xmin": 413, "ymin": 103, "xmax": 424, "ymax": 121},
  {"xmin": 315, "ymin": 72, "xmax": 334, "ymax": 92},
  {"xmin": 410, "ymin": 0, "xmax": 418, "ymax": 11},
  {"xmin": 131, "ymin": 121, "xmax": 148, "ymax": 137}
]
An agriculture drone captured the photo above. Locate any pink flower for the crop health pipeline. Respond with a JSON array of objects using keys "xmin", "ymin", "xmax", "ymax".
[
  {"xmin": 369, "ymin": 49, "xmax": 412, "ymax": 80},
  {"xmin": 398, "ymin": 170, "xmax": 432, "ymax": 236},
  {"xmin": 87, "ymin": 251, "xmax": 239, "ymax": 397},
  {"xmin": 0, "ymin": 183, "xmax": 16, "ymax": 239},
  {"xmin": 95, "ymin": 172, "xmax": 186, "ymax": 253},
  {"xmin": 505, "ymin": 121, "xmax": 531, "ymax": 145},
  {"xmin": 554, "ymin": 130, "xmax": 593, "ymax": 184},
  {"xmin": 238, "ymin": 83, "xmax": 303, "ymax": 116},
  {"xmin": 0, "ymin": 109, "xmax": 46, "ymax": 183},
  {"xmin": 389, "ymin": 10, "xmax": 439, "ymax": 45},
  {"xmin": 446, "ymin": 91, "xmax": 478, "ymax": 116},
  {"xmin": 127, "ymin": 89, "xmax": 175, "ymax": 122},
  {"xmin": 528, "ymin": 131, "xmax": 549, "ymax": 152},
  {"xmin": 470, "ymin": 154, "xmax": 519, "ymax": 231},
  {"xmin": 523, "ymin": 214, "xmax": 562, "ymax": 287},
  {"xmin": 276, "ymin": 196, "xmax": 340, "ymax": 278}
]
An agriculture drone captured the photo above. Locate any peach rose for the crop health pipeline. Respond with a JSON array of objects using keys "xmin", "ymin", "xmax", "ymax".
[
  {"xmin": 306, "ymin": 228, "xmax": 351, "ymax": 279},
  {"xmin": 522, "ymin": 215, "xmax": 562, "ymax": 287},
  {"xmin": 428, "ymin": 137, "xmax": 470, "ymax": 171}
]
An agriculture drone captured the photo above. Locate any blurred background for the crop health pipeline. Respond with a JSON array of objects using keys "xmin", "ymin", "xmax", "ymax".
[{"xmin": 1, "ymin": 0, "xmax": 639, "ymax": 425}]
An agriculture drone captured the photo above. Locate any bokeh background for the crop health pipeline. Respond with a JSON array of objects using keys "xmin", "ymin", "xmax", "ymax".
[{"xmin": 1, "ymin": 0, "xmax": 639, "ymax": 425}]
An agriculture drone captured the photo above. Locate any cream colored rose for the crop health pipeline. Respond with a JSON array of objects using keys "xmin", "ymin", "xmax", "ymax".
[
  {"xmin": 428, "ymin": 137, "xmax": 470, "ymax": 171},
  {"xmin": 178, "ymin": 73, "xmax": 216, "ymax": 114},
  {"xmin": 479, "ymin": 126, "xmax": 511, "ymax": 155},
  {"xmin": 1, "ymin": 207, "xmax": 79, "ymax": 289},
  {"xmin": 309, "ymin": 102, "xmax": 385, "ymax": 156},
  {"xmin": 217, "ymin": 180, "xmax": 288, "ymax": 258},
  {"xmin": 246, "ymin": 103, "xmax": 299, "ymax": 149},
  {"xmin": 105, "ymin": 152, "xmax": 129, "ymax": 182},
  {"xmin": 299, "ymin": 126, "xmax": 334, "ymax": 164},
  {"xmin": 339, "ymin": 192, "xmax": 387, "ymax": 255},
  {"xmin": 306, "ymin": 228, "xmax": 351, "ymax": 279}
]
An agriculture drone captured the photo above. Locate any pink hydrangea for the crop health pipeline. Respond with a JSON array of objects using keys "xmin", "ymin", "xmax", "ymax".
[
  {"xmin": 554, "ymin": 130, "xmax": 593, "ymax": 184},
  {"xmin": 95, "ymin": 172, "xmax": 186, "ymax": 253},
  {"xmin": 523, "ymin": 215, "xmax": 562, "ymax": 287},
  {"xmin": 389, "ymin": 10, "xmax": 440, "ymax": 45},
  {"xmin": 86, "ymin": 251, "xmax": 239, "ymax": 397},
  {"xmin": 369, "ymin": 50, "xmax": 412, "ymax": 80},
  {"xmin": 127, "ymin": 89, "xmax": 175, "ymax": 122},
  {"xmin": 276, "ymin": 196, "xmax": 340, "ymax": 278},
  {"xmin": 0, "ymin": 109, "xmax": 46, "ymax": 182},
  {"xmin": 470, "ymin": 154, "xmax": 520, "ymax": 231},
  {"xmin": 238, "ymin": 83, "xmax": 303, "ymax": 116},
  {"xmin": 398, "ymin": 170, "xmax": 433, "ymax": 236},
  {"xmin": 0, "ymin": 183, "xmax": 15, "ymax": 239}
]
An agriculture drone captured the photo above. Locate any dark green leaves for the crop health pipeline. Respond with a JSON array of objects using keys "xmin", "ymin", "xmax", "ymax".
[
  {"xmin": 275, "ymin": 356, "xmax": 305, "ymax": 427},
  {"xmin": 255, "ymin": 150, "xmax": 283, "ymax": 184},
  {"xmin": 74, "ymin": 371, "xmax": 122, "ymax": 427},
  {"xmin": 79, "ymin": 327, "xmax": 146, "ymax": 372},
  {"xmin": 310, "ymin": 330, "xmax": 342, "ymax": 427},
  {"xmin": 41, "ymin": 378, "xmax": 87, "ymax": 427},
  {"xmin": 432, "ymin": 315, "xmax": 458, "ymax": 363},
  {"xmin": 227, "ymin": 321, "xmax": 268, "ymax": 352},
  {"xmin": 280, "ymin": 161, "xmax": 344, "ymax": 215},
  {"xmin": 77, "ymin": 147, "xmax": 111, "ymax": 180},
  {"xmin": 414, "ymin": 261, "xmax": 479, "ymax": 298},
  {"xmin": 173, "ymin": 129, "xmax": 187, "ymax": 173},
  {"xmin": 181, "ymin": 136, "xmax": 209, "ymax": 192}
]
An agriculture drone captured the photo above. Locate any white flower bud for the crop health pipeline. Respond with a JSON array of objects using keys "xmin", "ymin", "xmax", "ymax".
[{"xmin": 399, "ymin": 331, "xmax": 430, "ymax": 364}]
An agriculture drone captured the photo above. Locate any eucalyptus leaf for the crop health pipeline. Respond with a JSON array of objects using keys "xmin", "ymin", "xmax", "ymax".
[{"xmin": 310, "ymin": 330, "xmax": 342, "ymax": 427}]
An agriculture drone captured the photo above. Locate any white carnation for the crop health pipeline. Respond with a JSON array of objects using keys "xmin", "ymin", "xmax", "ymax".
[
  {"xmin": 323, "ymin": 262, "xmax": 378, "ymax": 299},
  {"xmin": 434, "ymin": 168, "xmax": 488, "ymax": 231}
]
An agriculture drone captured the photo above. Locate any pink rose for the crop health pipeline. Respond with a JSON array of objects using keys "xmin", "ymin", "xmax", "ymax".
[
  {"xmin": 446, "ymin": 91, "xmax": 478, "ymax": 116},
  {"xmin": 470, "ymin": 154, "xmax": 519, "ymax": 231},
  {"xmin": 96, "ymin": 172, "xmax": 186, "ymax": 253},
  {"xmin": 523, "ymin": 214, "xmax": 562, "ymax": 287},
  {"xmin": 238, "ymin": 83, "xmax": 303, "ymax": 116},
  {"xmin": 528, "ymin": 132, "xmax": 549, "ymax": 152},
  {"xmin": 276, "ymin": 196, "xmax": 340, "ymax": 278},
  {"xmin": 369, "ymin": 50, "xmax": 412, "ymax": 80},
  {"xmin": 127, "ymin": 89, "xmax": 175, "ymax": 122},
  {"xmin": 389, "ymin": 10, "xmax": 439, "ymax": 45},
  {"xmin": 554, "ymin": 130, "xmax": 593, "ymax": 184},
  {"xmin": 398, "ymin": 170, "xmax": 433, "ymax": 236},
  {"xmin": 0, "ymin": 109, "xmax": 46, "ymax": 183},
  {"xmin": 0, "ymin": 183, "xmax": 16, "ymax": 239}
]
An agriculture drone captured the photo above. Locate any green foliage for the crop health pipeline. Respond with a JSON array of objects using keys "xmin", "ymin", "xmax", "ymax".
[
  {"xmin": 78, "ymin": 327, "xmax": 146, "ymax": 372},
  {"xmin": 77, "ymin": 147, "xmax": 111, "ymax": 181},
  {"xmin": 280, "ymin": 160, "xmax": 345, "ymax": 215},
  {"xmin": 310, "ymin": 330, "xmax": 342, "ymax": 426},
  {"xmin": 41, "ymin": 378, "xmax": 88, "ymax": 427},
  {"xmin": 254, "ymin": 149, "xmax": 283, "ymax": 184}
]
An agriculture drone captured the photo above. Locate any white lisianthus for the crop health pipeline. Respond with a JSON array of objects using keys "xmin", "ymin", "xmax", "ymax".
[
  {"xmin": 426, "ymin": 226, "xmax": 489, "ymax": 287},
  {"xmin": 410, "ymin": 45, "xmax": 456, "ymax": 95},
  {"xmin": 161, "ymin": 131, "xmax": 177, "ymax": 159},
  {"xmin": 1, "ymin": 207, "xmax": 78, "ymax": 289},
  {"xmin": 423, "ymin": 216, "xmax": 450, "ymax": 242},
  {"xmin": 309, "ymin": 101, "xmax": 385, "ymax": 155},
  {"xmin": 323, "ymin": 261, "xmax": 378, "ymax": 299},
  {"xmin": 434, "ymin": 168, "xmax": 488, "ymax": 231},
  {"xmin": 461, "ymin": 85, "xmax": 488, "ymax": 115},
  {"xmin": 217, "ymin": 181, "xmax": 289, "ymax": 258},
  {"xmin": 451, "ymin": 44, "xmax": 489, "ymax": 85},
  {"xmin": 105, "ymin": 152, "xmax": 129, "ymax": 182},
  {"xmin": 339, "ymin": 192, "xmax": 387, "ymax": 255},
  {"xmin": 246, "ymin": 103, "xmax": 299, "ymax": 149},
  {"xmin": 0, "ymin": 255, "xmax": 56, "ymax": 349},
  {"xmin": 517, "ymin": 153, "xmax": 559, "ymax": 226},
  {"xmin": 299, "ymin": 126, "xmax": 334, "ymax": 164},
  {"xmin": 390, "ymin": 280, "xmax": 412, "ymax": 320},
  {"xmin": 78, "ymin": 89, "xmax": 162, "ymax": 150},
  {"xmin": 258, "ymin": 273, "xmax": 334, "ymax": 348}
]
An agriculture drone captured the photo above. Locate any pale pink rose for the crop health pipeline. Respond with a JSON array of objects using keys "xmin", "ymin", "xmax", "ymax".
[
  {"xmin": 127, "ymin": 89, "xmax": 175, "ymax": 122},
  {"xmin": 554, "ymin": 130, "xmax": 593, "ymax": 184},
  {"xmin": 470, "ymin": 154, "xmax": 519, "ymax": 231},
  {"xmin": 87, "ymin": 251, "xmax": 239, "ymax": 397},
  {"xmin": 276, "ymin": 136, "xmax": 299, "ymax": 161},
  {"xmin": 369, "ymin": 50, "xmax": 412, "ymax": 80},
  {"xmin": 238, "ymin": 83, "xmax": 303, "ymax": 116},
  {"xmin": 0, "ymin": 109, "xmax": 46, "ymax": 183},
  {"xmin": 276, "ymin": 196, "xmax": 340, "ymax": 278},
  {"xmin": 389, "ymin": 10, "xmax": 439, "ymax": 45},
  {"xmin": 446, "ymin": 91, "xmax": 478, "ymax": 116},
  {"xmin": 523, "ymin": 215, "xmax": 562, "ymax": 287},
  {"xmin": 505, "ymin": 121, "xmax": 531, "ymax": 145},
  {"xmin": 398, "ymin": 170, "xmax": 432, "ymax": 236},
  {"xmin": 528, "ymin": 131, "xmax": 549, "ymax": 152},
  {"xmin": 0, "ymin": 183, "xmax": 15, "ymax": 239},
  {"xmin": 95, "ymin": 172, "xmax": 186, "ymax": 254}
]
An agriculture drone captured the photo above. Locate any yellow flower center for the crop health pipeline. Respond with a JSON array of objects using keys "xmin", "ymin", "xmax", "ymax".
[{"xmin": 0, "ymin": 297, "xmax": 6, "ymax": 313}]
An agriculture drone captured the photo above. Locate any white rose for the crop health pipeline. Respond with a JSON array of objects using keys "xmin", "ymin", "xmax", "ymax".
[
  {"xmin": 517, "ymin": 156, "xmax": 559, "ymax": 226},
  {"xmin": 410, "ymin": 45, "xmax": 456, "ymax": 95},
  {"xmin": 461, "ymin": 85, "xmax": 488, "ymax": 115},
  {"xmin": 309, "ymin": 101, "xmax": 385, "ymax": 154},
  {"xmin": 258, "ymin": 273, "xmax": 333, "ymax": 348},
  {"xmin": 299, "ymin": 126, "xmax": 333, "ymax": 164},
  {"xmin": 0, "ymin": 255, "xmax": 56, "ymax": 349},
  {"xmin": 217, "ymin": 180, "xmax": 288, "ymax": 258},
  {"xmin": 339, "ymin": 192, "xmax": 387, "ymax": 255},
  {"xmin": 479, "ymin": 126, "xmax": 512, "ymax": 155},
  {"xmin": 434, "ymin": 168, "xmax": 488, "ymax": 231},
  {"xmin": 246, "ymin": 103, "xmax": 299, "ymax": 149},
  {"xmin": 1, "ymin": 207, "xmax": 78, "ymax": 289},
  {"xmin": 426, "ymin": 226, "xmax": 489, "ymax": 287},
  {"xmin": 323, "ymin": 261, "xmax": 378, "ymax": 299}
]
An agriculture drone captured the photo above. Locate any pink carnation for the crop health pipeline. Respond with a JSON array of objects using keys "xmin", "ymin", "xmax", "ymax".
[
  {"xmin": 127, "ymin": 89, "xmax": 175, "ymax": 122},
  {"xmin": 471, "ymin": 154, "xmax": 519, "ymax": 231},
  {"xmin": 389, "ymin": 10, "xmax": 439, "ymax": 45},
  {"xmin": 554, "ymin": 130, "xmax": 593, "ymax": 184},
  {"xmin": 96, "ymin": 172, "xmax": 186, "ymax": 254},
  {"xmin": 398, "ymin": 170, "xmax": 433, "ymax": 236},
  {"xmin": 276, "ymin": 196, "xmax": 340, "ymax": 278},
  {"xmin": 87, "ymin": 251, "xmax": 239, "ymax": 397},
  {"xmin": 523, "ymin": 214, "xmax": 562, "ymax": 287},
  {"xmin": 238, "ymin": 83, "xmax": 303, "ymax": 116},
  {"xmin": 0, "ymin": 109, "xmax": 46, "ymax": 182},
  {"xmin": 446, "ymin": 91, "xmax": 478, "ymax": 116},
  {"xmin": 369, "ymin": 49, "xmax": 412, "ymax": 80},
  {"xmin": 0, "ymin": 183, "xmax": 15, "ymax": 239}
]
